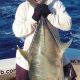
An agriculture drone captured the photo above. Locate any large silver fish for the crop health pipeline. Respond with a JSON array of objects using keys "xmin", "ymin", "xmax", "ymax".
[{"xmin": 17, "ymin": 18, "xmax": 72, "ymax": 80}]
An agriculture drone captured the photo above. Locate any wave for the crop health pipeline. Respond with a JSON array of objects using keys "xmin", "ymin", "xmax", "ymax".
[{"xmin": 0, "ymin": 31, "xmax": 13, "ymax": 35}]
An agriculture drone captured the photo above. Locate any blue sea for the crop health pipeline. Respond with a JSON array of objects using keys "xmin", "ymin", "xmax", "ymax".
[{"xmin": 0, "ymin": 0, "xmax": 80, "ymax": 60}]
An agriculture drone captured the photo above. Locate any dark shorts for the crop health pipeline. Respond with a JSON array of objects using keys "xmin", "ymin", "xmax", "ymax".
[
  {"xmin": 16, "ymin": 64, "xmax": 30, "ymax": 80},
  {"xmin": 63, "ymin": 63, "xmax": 77, "ymax": 80}
]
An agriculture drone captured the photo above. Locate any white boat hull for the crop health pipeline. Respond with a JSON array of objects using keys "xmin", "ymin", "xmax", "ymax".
[{"xmin": 0, "ymin": 58, "xmax": 16, "ymax": 80}]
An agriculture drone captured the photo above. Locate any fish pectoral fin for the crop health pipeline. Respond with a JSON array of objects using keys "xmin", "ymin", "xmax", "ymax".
[
  {"xmin": 59, "ymin": 38, "xmax": 73, "ymax": 53},
  {"xmin": 17, "ymin": 45, "xmax": 31, "ymax": 63},
  {"xmin": 17, "ymin": 45, "xmax": 27, "ymax": 58}
]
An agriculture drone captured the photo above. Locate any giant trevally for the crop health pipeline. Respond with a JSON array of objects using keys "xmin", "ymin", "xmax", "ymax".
[{"xmin": 17, "ymin": 18, "xmax": 72, "ymax": 80}]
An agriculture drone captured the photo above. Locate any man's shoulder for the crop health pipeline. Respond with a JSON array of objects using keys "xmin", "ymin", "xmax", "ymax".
[
  {"xmin": 19, "ymin": 1, "xmax": 28, "ymax": 6},
  {"xmin": 18, "ymin": 1, "xmax": 29, "ymax": 7},
  {"xmin": 46, "ymin": 0, "xmax": 60, "ymax": 5}
]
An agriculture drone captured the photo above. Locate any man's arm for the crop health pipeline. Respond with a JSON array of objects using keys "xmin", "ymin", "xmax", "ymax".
[
  {"xmin": 47, "ymin": 0, "xmax": 72, "ymax": 31},
  {"xmin": 12, "ymin": 2, "xmax": 37, "ymax": 37}
]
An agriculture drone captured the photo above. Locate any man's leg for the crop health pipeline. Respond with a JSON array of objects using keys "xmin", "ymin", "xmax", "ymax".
[
  {"xmin": 16, "ymin": 64, "xmax": 30, "ymax": 80},
  {"xmin": 63, "ymin": 63, "xmax": 77, "ymax": 80}
]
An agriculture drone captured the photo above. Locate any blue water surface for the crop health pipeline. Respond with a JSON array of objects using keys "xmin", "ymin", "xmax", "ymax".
[{"xmin": 0, "ymin": 0, "xmax": 80, "ymax": 59}]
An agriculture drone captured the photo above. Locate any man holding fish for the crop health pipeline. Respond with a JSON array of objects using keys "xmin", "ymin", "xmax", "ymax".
[{"xmin": 12, "ymin": 0, "xmax": 77, "ymax": 80}]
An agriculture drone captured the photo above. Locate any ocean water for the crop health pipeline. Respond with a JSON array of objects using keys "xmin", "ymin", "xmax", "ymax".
[{"xmin": 0, "ymin": 0, "xmax": 80, "ymax": 59}]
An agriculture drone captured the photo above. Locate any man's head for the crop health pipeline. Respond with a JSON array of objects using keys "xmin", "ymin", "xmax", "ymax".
[{"xmin": 28, "ymin": 0, "xmax": 47, "ymax": 7}]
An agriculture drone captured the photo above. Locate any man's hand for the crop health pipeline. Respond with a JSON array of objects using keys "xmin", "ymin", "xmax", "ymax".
[
  {"xmin": 41, "ymin": 4, "xmax": 51, "ymax": 18},
  {"xmin": 32, "ymin": 4, "xmax": 51, "ymax": 22},
  {"xmin": 32, "ymin": 4, "xmax": 42, "ymax": 22}
]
